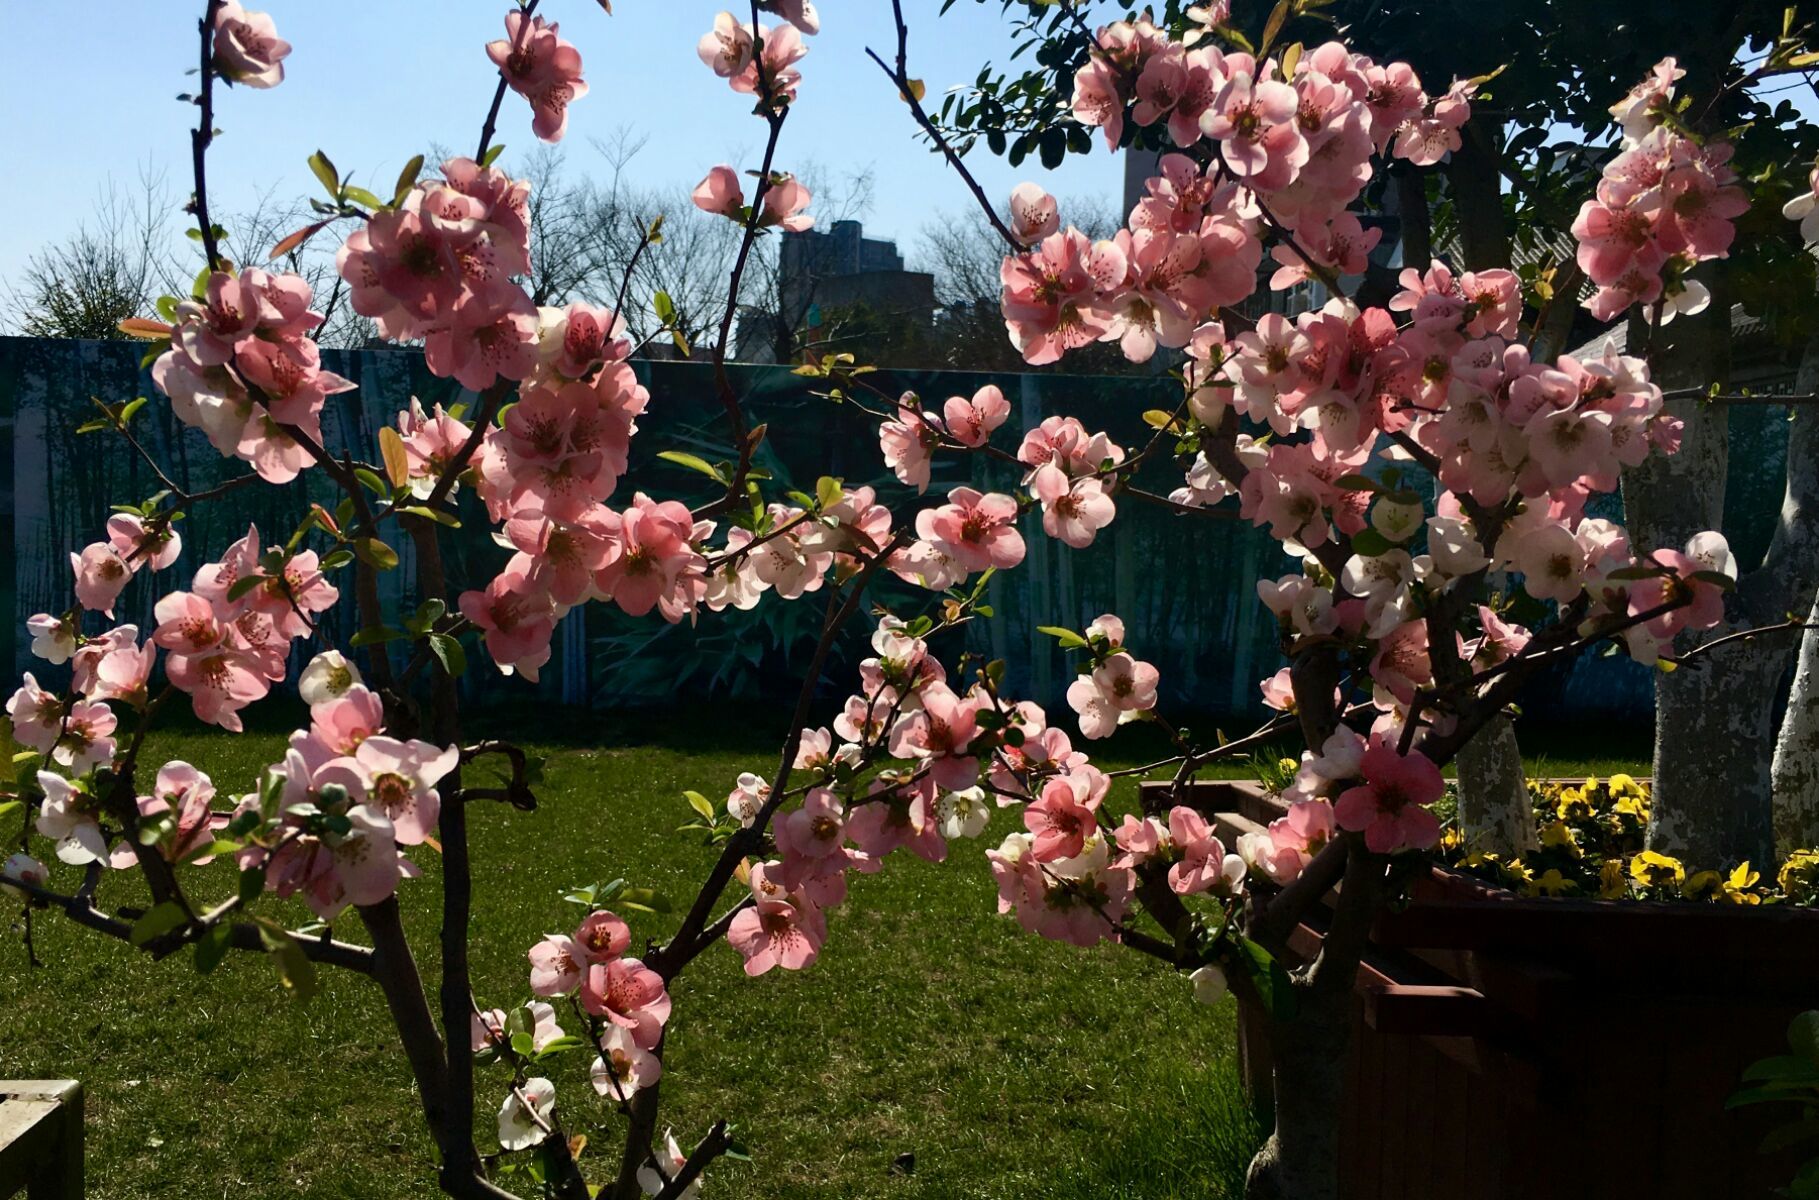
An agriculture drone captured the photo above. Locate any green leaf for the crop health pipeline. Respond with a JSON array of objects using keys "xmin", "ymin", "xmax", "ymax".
[
  {"xmin": 0, "ymin": 800, "xmax": 20, "ymax": 823},
  {"xmin": 1259, "ymin": 0, "xmax": 1291, "ymax": 52},
  {"xmin": 238, "ymin": 866, "xmax": 267, "ymax": 907},
  {"xmin": 307, "ymin": 150, "xmax": 341, "ymax": 200},
  {"xmin": 378, "ymin": 426, "xmax": 411, "ymax": 490},
  {"xmin": 480, "ymin": 143, "xmax": 506, "ymax": 168},
  {"xmin": 652, "ymin": 290, "xmax": 677, "ymax": 324},
  {"xmin": 617, "ymin": 886, "xmax": 672, "ymax": 914},
  {"xmin": 684, "ymin": 790, "xmax": 715, "ymax": 820},
  {"xmin": 428, "ymin": 633, "xmax": 467, "ymax": 678},
  {"xmin": 353, "ymin": 467, "xmax": 390, "ymax": 497},
  {"xmin": 656, "ymin": 451, "xmax": 727, "ymax": 484},
  {"xmin": 226, "ymin": 572, "xmax": 267, "ymax": 602},
  {"xmin": 341, "ymin": 185, "xmax": 384, "ymax": 210},
  {"xmin": 815, "ymin": 476, "xmax": 844, "ymax": 510},
  {"xmin": 259, "ymin": 925, "xmax": 319, "ymax": 1001},
  {"xmin": 1335, "ymin": 473, "xmax": 1379, "ymax": 492},
  {"xmin": 531, "ymin": 1035, "xmax": 586, "ymax": 1059},
  {"xmin": 1233, "ymin": 935, "xmax": 1296, "ymax": 1020},
  {"xmin": 1791, "ymin": 1011, "xmax": 1819, "ymax": 1064},
  {"xmin": 1349, "ymin": 529, "xmax": 1394, "ymax": 557},
  {"xmin": 193, "ymin": 924, "xmax": 233, "ymax": 974},
  {"xmin": 119, "ymin": 396, "xmax": 148, "ymax": 424},
  {"xmin": 130, "ymin": 901, "xmax": 190, "ymax": 946},
  {"xmin": 354, "ymin": 538, "xmax": 399, "ymax": 571},
  {"xmin": 349, "ymin": 625, "xmax": 407, "ymax": 648},
  {"xmin": 320, "ymin": 548, "xmax": 355, "ymax": 571},
  {"xmin": 397, "ymin": 505, "xmax": 460, "ymax": 528},
  {"xmin": 1036, "ymin": 625, "xmax": 1089, "ymax": 650},
  {"xmin": 407, "ymin": 598, "xmax": 447, "ymax": 634},
  {"xmin": 392, "ymin": 154, "xmax": 425, "ymax": 206},
  {"xmin": 1742, "ymin": 1055, "xmax": 1819, "ymax": 1084}
]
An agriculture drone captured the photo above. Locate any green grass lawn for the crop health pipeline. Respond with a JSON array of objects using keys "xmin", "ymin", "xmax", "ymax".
[{"xmin": 0, "ymin": 704, "xmax": 1647, "ymax": 1199}]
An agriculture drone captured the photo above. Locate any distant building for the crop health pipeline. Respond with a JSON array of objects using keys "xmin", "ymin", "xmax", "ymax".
[{"xmin": 737, "ymin": 220, "xmax": 936, "ymax": 362}]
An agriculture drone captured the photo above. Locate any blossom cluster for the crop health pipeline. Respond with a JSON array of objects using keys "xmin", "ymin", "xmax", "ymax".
[
  {"xmin": 1572, "ymin": 57, "xmax": 1748, "ymax": 322},
  {"xmin": 1004, "ymin": 26, "xmax": 1474, "ymax": 365},
  {"xmin": 151, "ymin": 269, "xmax": 356, "ymax": 483}
]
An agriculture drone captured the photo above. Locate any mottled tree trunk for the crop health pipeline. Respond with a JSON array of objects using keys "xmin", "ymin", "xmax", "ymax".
[
  {"xmin": 1629, "ymin": 312, "xmax": 1819, "ymax": 866},
  {"xmin": 1774, "ymin": 590, "xmax": 1819, "ymax": 854},
  {"xmin": 1243, "ymin": 988, "xmax": 1352, "ymax": 1200},
  {"xmin": 1769, "ymin": 381, "xmax": 1819, "ymax": 853},
  {"xmin": 1455, "ymin": 715, "xmax": 1540, "ymax": 855}
]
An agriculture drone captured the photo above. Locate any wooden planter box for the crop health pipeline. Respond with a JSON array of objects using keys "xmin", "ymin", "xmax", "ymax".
[{"xmin": 1144, "ymin": 779, "xmax": 1819, "ymax": 1200}]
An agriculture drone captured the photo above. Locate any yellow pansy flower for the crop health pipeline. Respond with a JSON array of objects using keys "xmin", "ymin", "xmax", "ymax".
[
  {"xmin": 1540, "ymin": 820, "xmax": 1584, "ymax": 858},
  {"xmin": 1778, "ymin": 850, "xmax": 1819, "ymax": 904},
  {"xmin": 1555, "ymin": 787, "xmax": 1596, "ymax": 822},
  {"xmin": 1608, "ymin": 773, "xmax": 1646, "ymax": 801},
  {"xmin": 1599, "ymin": 860, "xmax": 1629, "ymax": 899},
  {"xmin": 1719, "ymin": 862, "xmax": 1761, "ymax": 906},
  {"xmin": 1630, "ymin": 850, "xmax": 1685, "ymax": 889},
  {"xmin": 1681, "ymin": 870, "xmax": 1722, "ymax": 901},
  {"xmin": 1528, "ymin": 868, "xmax": 1575, "ymax": 897}
]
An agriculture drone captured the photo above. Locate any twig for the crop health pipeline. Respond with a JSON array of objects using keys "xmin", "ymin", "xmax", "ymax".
[{"xmin": 866, "ymin": 0, "xmax": 1023, "ymax": 252}]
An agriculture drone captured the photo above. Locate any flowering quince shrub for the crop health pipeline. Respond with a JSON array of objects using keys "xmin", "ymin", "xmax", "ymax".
[
  {"xmin": 749, "ymin": 6, "xmax": 1814, "ymax": 1196},
  {"xmin": 3, "ymin": 3, "xmax": 1815, "ymax": 1199}
]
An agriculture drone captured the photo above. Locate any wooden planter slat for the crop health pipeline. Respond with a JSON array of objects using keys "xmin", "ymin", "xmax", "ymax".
[{"xmin": 1142, "ymin": 778, "xmax": 1818, "ymax": 1200}]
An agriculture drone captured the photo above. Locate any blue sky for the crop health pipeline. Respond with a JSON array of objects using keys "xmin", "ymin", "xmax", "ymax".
[{"xmin": 0, "ymin": 1, "xmax": 1121, "ymax": 290}]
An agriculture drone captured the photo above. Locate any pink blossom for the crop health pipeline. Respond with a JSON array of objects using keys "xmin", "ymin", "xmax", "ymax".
[
  {"xmin": 529, "ymin": 934, "xmax": 585, "ymax": 996},
  {"xmin": 354, "ymin": 736, "xmax": 458, "ymax": 846},
  {"xmin": 917, "ymin": 487, "xmax": 1025, "ymax": 572},
  {"xmin": 594, "ymin": 494, "xmax": 702, "ymax": 621},
  {"xmin": 486, "ymin": 11, "xmax": 589, "ymax": 142},
  {"xmin": 591, "ymin": 1025, "xmax": 662, "ymax": 1100},
  {"xmin": 106, "ymin": 513, "xmax": 182, "ymax": 572},
  {"xmin": 35, "ymin": 773, "xmax": 108, "ymax": 865},
  {"xmin": 1166, "ymin": 806, "xmax": 1234, "ymax": 895},
  {"xmin": 581, "ymin": 957, "xmax": 672, "ymax": 1049},
  {"xmin": 1008, "ymin": 183, "xmax": 1059, "ymax": 244},
  {"xmin": 879, "ymin": 399, "xmax": 941, "ymax": 493},
  {"xmin": 1031, "ymin": 463, "xmax": 1116, "ymax": 548},
  {"xmin": 727, "ymin": 862, "xmax": 827, "ymax": 975},
  {"xmin": 213, "ymin": 2, "xmax": 290, "ymax": 88},
  {"xmin": 1333, "ymin": 738, "xmax": 1444, "ymax": 853},
  {"xmin": 460, "ymin": 562, "xmax": 558, "ymax": 680},
  {"xmin": 1203, "ymin": 71, "xmax": 1308, "ymax": 189},
  {"xmin": 942, "ymin": 385, "xmax": 1011, "ymax": 448},
  {"xmin": 309, "ymin": 686, "xmax": 385, "ymax": 756},
  {"xmin": 698, "ymin": 13, "xmax": 755, "ymax": 79},
  {"xmin": 575, "ymin": 910, "xmax": 632, "ymax": 964},
  {"xmin": 109, "ymin": 762, "xmax": 226, "ymax": 869},
  {"xmin": 6, "ymin": 674, "xmax": 64, "ymax": 755},
  {"xmin": 759, "ymin": 175, "xmax": 814, "ymax": 232},
  {"xmin": 1025, "ymin": 774, "xmax": 1099, "ymax": 862},
  {"xmin": 692, "ymin": 165, "xmax": 744, "ymax": 218},
  {"xmin": 70, "ymin": 543, "xmax": 132, "ymax": 617},
  {"xmin": 52, "ymin": 700, "xmax": 117, "ymax": 773}
]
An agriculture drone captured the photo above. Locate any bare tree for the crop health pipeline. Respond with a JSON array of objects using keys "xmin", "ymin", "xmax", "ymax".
[{"xmin": 4, "ymin": 172, "xmax": 179, "ymax": 339}]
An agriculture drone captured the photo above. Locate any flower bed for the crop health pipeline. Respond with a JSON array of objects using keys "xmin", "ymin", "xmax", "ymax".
[
  {"xmin": 1431, "ymin": 774, "xmax": 1819, "ymax": 904},
  {"xmin": 1146, "ymin": 777, "xmax": 1819, "ymax": 1200}
]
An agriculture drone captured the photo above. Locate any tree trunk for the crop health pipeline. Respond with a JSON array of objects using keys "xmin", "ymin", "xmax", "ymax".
[
  {"xmin": 1243, "ymin": 987, "xmax": 1352, "ymax": 1200},
  {"xmin": 1769, "ymin": 365, "xmax": 1819, "ymax": 853},
  {"xmin": 1455, "ymin": 715, "xmax": 1540, "ymax": 855},
  {"xmin": 1618, "ymin": 265, "xmax": 1764, "ymax": 864},
  {"xmin": 1774, "ymin": 589, "xmax": 1819, "ymax": 855},
  {"xmin": 1635, "ymin": 330, "xmax": 1819, "ymax": 865}
]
